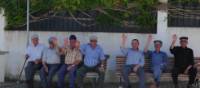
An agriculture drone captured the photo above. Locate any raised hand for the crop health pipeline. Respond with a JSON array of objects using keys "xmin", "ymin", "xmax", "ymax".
[
  {"xmin": 122, "ymin": 33, "xmax": 127, "ymax": 43},
  {"xmin": 64, "ymin": 37, "xmax": 69, "ymax": 47},
  {"xmin": 121, "ymin": 33, "xmax": 127, "ymax": 48},
  {"xmin": 172, "ymin": 34, "xmax": 177, "ymax": 42},
  {"xmin": 75, "ymin": 40, "xmax": 80, "ymax": 49},
  {"xmin": 147, "ymin": 34, "xmax": 153, "ymax": 43},
  {"xmin": 171, "ymin": 34, "xmax": 177, "ymax": 49},
  {"xmin": 144, "ymin": 34, "xmax": 153, "ymax": 52}
]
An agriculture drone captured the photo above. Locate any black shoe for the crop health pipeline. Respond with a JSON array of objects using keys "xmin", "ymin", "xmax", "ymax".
[
  {"xmin": 187, "ymin": 84, "xmax": 195, "ymax": 88},
  {"xmin": 174, "ymin": 84, "xmax": 179, "ymax": 88},
  {"xmin": 128, "ymin": 85, "xmax": 132, "ymax": 88}
]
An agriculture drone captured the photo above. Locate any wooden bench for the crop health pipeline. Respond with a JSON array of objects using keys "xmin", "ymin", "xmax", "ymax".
[
  {"xmin": 84, "ymin": 55, "xmax": 110, "ymax": 88},
  {"xmin": 33, "ymin": 55, "xmax": 110, "ymax": 88},
  {"xmin": 116, "ymin": 56, "xmax": 200, "ymax": 85}
]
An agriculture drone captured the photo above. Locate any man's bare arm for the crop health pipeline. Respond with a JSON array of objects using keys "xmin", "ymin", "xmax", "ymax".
[
  {"xmin": 120, "ymin": 33, "xmax": 127, "ymax": 48},
  {"xmin": 144, "ymin": 34, "xmax": 152, "ymax": 53},
  {"xmin": 170, "ymin": 34, "xmax": 177, "ymax": 49}
]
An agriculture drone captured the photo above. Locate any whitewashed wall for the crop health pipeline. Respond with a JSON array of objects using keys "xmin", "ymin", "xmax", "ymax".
[{"xmin": 1, "ymin": 11, "xmax": 200, "ymax": 82}]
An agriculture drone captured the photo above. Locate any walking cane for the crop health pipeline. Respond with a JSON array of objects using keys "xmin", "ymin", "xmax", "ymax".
[
  {"xmin": 15, "ymin": 0, "xmax": 30, "ymax": 86},
  {"xmin": 16, "ymin": 58, "xmax": 28, "ymax": 84}
]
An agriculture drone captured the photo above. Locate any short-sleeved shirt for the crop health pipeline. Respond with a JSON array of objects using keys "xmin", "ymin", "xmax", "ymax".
[
  {"xmin": 121, "ymin": 48, "xmax": 145, "ymax": 66},
  {"xmin": 145, "ymin": 50, "xmax": 168, "ymax": 68},
  {"xmin": 26, "ymin": 44, "xmax": 45, "ymax": 62},
  {"xmin": 42, "ymin": 47, "xmax": 60, "ymax": 64},
  {"xmin": 80, "ymin": 44, "xmax": 105, "ymax": 67},
  {"xmin": 170, "ymin": 46, "xmax": 194, "ymax": 69},
  {"xmin": 64, "ymin": 46, "xmax": 82, "ymax": 65}
]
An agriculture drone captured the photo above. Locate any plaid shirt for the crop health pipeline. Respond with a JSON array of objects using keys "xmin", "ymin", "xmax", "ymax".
[{"xmin": 64, "ymin": 46, "xmax": 82, "ymax": 64}]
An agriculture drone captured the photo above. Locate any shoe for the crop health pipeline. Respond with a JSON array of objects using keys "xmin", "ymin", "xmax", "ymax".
[
  {"xmin": 187, "ymin": 84, "xmax": 195, "ymax": 88},
  {"xmin": 174, "ymin": 84, "xmax": 179, "ymax": 88}
]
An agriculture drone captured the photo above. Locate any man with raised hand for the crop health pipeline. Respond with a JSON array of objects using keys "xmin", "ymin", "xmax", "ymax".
[
  {"xmin": 76, "ymin": 35, "xmax": 105, "ymax": 88},
  {"xmin": 120, "ymin": 34, "xmax": 145, "ymax": 88},
  {"xmin": 170, "ymin": 34, "xmax": 197, "ymax": 88},
  {"xmin": 144, "ymin": 35, "xmax": 168, "ymax": 87},
  {"xmin": 40, "ymin": 36, "xmax": 61, "ymax": 88},
  {"xmin": 25, "ymin": 34, "xmax": 45, "ymax": 88},
  {"xmin": 57, "ymin": 35, "xmax": 82, "ymax": 88}
]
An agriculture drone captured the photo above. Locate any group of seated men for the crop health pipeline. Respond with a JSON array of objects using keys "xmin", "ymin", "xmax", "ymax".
[
  {"xmin": 24, "ymin": 34, "xmax": 197, "ymax": 88},
  {"xmin": 25, "ymin": 34, "xmax": 105, "ymax": 88}
]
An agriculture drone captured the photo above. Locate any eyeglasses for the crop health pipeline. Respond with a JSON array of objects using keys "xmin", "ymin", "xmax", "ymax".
[
  {"xmin": 180, "ymin": 40, "xmax": 188, "ymax": 43},
  {"xmin": 90, "ymin": 40, "xmax": 97, "ymax": 42}
]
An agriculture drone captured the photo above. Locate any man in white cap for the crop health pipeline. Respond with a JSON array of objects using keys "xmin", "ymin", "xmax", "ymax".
[
  {"xmin": 76, "ymin": 35, "xmax": 105, "ymax": 88},
  {"xmin": 25, "ymin": 34, "xmax": 45, "ymax": 88},
  {"xmin": 144, "ymin": 35, "xmax": 168, "ymax": 88},
  {"xmin": 40, "ymin": 36, "xmax": 61, "ymax": 88}
]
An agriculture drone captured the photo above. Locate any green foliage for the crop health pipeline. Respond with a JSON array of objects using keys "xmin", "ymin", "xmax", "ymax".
[{"xmin": 0, "ymin": 0, "xmax": 159, "ymax": 30}]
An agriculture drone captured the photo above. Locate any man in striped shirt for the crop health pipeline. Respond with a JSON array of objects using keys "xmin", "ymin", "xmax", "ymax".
[
  {"xmin": 57, "ymin": 35, "xmax": 82, "ymax": 88},
  {"xmin": 76, "ymin": 35, "xmax": 105, "ymax": 88}
]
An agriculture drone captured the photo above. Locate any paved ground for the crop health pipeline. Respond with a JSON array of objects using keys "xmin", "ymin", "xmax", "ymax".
[{"xmin": 0, "ymin": 81, "xmax": 197, "ymax": 88}]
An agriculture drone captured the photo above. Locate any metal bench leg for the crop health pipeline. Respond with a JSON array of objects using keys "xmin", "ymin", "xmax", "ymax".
[
  {"xmin": 90, "ymin": 77, "xmax": 99, "ymax": 88},
  {"xmin": 118, "ymin": 76, "xmax": 123, "ymax": 88},
  {"xmin": 91, "ymin": 77, "xmax": 96, "ymax": 88},
  {"xmin": 196, "ymin": 79, "xmax": 199, "ymax": 88}
]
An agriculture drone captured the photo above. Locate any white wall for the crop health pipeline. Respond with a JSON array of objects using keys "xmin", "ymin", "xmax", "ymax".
[
  {"xmin": 1, "ymin": 11, "xmax": 200, "ymax": 81},
  {"xmin": 0, "ymin": 10, "xmax": 6, "ymax": 82},
  {"xmin": 0, "ymin": 10, "xmax": 5, "ymax": 50}
]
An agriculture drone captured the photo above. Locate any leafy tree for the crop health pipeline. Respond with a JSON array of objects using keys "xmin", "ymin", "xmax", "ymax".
[{"xmin": 0, "ymin": 0, "xmax": 159, "ymax": 30}]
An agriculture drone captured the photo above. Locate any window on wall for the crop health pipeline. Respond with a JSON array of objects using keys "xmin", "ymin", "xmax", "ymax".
[{"xmin": 168, "ymin": 0, "xmax": 200, "ymax": 27}]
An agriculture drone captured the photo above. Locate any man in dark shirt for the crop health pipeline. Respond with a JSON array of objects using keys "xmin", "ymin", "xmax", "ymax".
[{"xmin": 170, "ymin": 34, "xmax": 197, "ymax": 88}]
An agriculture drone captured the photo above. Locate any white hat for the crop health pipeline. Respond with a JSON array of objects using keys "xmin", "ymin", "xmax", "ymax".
[
  {"xmin": 90, "ymin": 35, "xmax": 98, "ymax": 41},
  {"xmin": 31, "ymin": 34, "xmax": 39, "ymax": 39}
]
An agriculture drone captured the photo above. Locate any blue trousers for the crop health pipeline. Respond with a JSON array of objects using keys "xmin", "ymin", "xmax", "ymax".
[
  {"xmin": 122, "ymin": 65, "xmax": 146, "ymax": 88},
  {"xmin": 57, "ymin": 64, "xmax": 77, "ymax": 88},
  {"xmin": 25, "ymin": 62, "xmax": 42, "ymax": 88},
  {"xmin": 152, "ymin": 66, "xmax": 164, "ymax": 87},
  {"xmin": 39, "ymin": 64, "xmax": 60, "ymax": 88}
]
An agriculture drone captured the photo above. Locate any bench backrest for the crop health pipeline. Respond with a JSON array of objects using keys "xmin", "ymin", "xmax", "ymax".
[{"xmin": 116, "ymin": 56, "xmax": 200, "ymax": 73}]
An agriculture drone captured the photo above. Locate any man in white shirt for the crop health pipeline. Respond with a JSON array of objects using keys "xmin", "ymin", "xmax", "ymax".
[
  {"xmin": 40, "ymin": 36, "xmax": 61, "ymax": 88},
  {"xmin": 25, "ymin": 34, "xmax": 45, "ymax": 88}
]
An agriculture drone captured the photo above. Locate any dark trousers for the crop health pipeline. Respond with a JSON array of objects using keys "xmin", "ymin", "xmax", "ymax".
[
  {"xmin": 122, "ymin": 65, "xmax": 146, "ymax": 88},
  {"xmin": 57, "ymin": 64, "xmax": 77, "ymax": 88},
  {"xmin": 25, "ymin": 62, "xmax": 42, "ymax": 88},
  {"xmin": 76, "ymin": 65, "xmax": 105, "ymax": 88},
  {"xmin": 172, "ymin": 66, "xmax": 197, "ymax": 85},
  {"xmin": 39, "ymin": 64, "xmax": 60, "ymax": 88}
]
